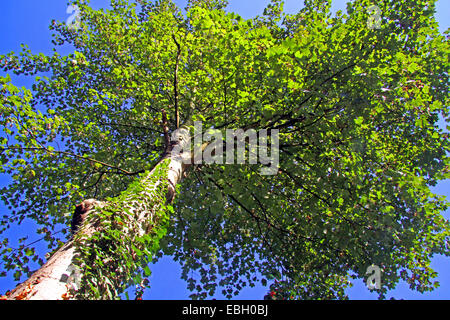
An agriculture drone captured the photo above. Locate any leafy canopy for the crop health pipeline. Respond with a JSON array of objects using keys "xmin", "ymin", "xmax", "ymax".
[{"xmin": 0, "ymin": 0, "xmax": 449, "ymax": 299}]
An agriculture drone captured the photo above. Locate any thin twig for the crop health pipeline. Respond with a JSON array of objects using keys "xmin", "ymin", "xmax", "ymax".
[
  {"xmin": 1, "ymin": 146, "xmax": 135, "ymax": 175},
  {"xmin": 161, "ymin": 109, "xmax": 170, "ymax": 153}
]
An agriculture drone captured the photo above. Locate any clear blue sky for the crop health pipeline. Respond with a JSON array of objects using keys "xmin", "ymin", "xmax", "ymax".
[{"xmin": 0, "ymin": 0, "xmax": 449, "ymax": 300}]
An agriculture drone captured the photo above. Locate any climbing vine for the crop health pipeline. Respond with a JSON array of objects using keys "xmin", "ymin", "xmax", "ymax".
[{"xmin": 72, "ymin": 159, "xmax": 173, "ymax": 299}]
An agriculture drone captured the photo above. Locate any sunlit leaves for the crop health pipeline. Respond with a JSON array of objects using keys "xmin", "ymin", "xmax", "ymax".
[{"xmin": 0, "ymin": 0, "xmax": 449, "ymax": 300}]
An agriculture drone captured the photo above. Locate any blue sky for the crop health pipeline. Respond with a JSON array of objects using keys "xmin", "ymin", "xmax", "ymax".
[{"xmin": 0, "ymin": 0, "xmax": 449, "ymax": 300}]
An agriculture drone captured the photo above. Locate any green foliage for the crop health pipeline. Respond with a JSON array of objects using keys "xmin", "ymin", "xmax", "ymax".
[
  {"xmin": 0, "ymin": 0, "xmax": 449, "ymax": 300},
  {"xmin": 73, "ymin": 159, "xmax": 172, "ymax": 299}
]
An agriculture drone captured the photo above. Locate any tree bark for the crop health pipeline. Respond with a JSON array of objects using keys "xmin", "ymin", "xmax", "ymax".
[{"xmin": 6, "ymin": 129, "xmax": 191, "ymax": 300}]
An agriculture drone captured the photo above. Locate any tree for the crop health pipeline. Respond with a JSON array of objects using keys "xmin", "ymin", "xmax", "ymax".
[{"xmin": 0, "ymin": 0, "xmax": 449, "ymax": 300}]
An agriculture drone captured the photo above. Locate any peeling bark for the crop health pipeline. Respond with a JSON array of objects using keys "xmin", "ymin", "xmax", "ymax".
[
  {"xmin": 71, "ymin": 199, "xmax": 98, "ymax": 234},
  {"xmin": 7, "ymin": 240, "xmax": 77, "ymax": 300}
]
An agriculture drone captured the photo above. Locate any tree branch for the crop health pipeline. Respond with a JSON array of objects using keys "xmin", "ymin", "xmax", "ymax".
[
  {"xmin": 1, "ymin": 146, "xmax": 138, "ymax": 176},
  {"xmin": 172, "ymin": 33, "xmax": 181, "ymax": 129},
  {"xmin": 161, "ymin": 109, "xmax": 171, "ymax": 154}
]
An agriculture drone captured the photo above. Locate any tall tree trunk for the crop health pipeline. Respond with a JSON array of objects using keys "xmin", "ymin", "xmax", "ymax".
[{"xmin": 6, "ymin": 129, "xmax": 191, "ymax": 300}]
